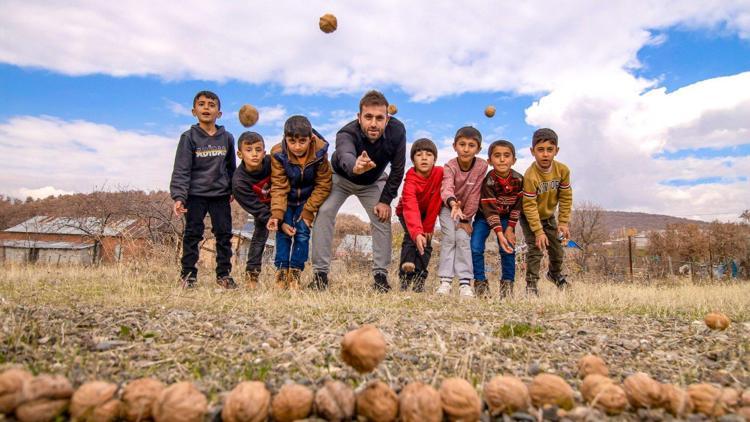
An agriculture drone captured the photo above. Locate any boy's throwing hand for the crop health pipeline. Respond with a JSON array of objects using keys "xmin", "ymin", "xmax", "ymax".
[
  {"xmin": 496, "ymin": 231, "xmax": 513, "ymax": 254},
  {"xmin": 504, "ymin": 227, "xmax": 516, "ymax": 246},
  {"xmin": 266, "ymin": 219, "xmax": 279, "ymax": 231},
  {"xmin": 557, "ymin": 223, "xmax": 570, "ymax": 241},
  {"xmin": 173, "ymin": 200, "xmax": 187, "ymax": 217},
  {"xmin": 450, "ymin": 200, "xmax": 466, "ymax": 221},
  {"xmin": 457, "ymin": 222, "xmax": 472, "ymax": 234},
  {"xmin": 353, "ymin": 151, "xmax": 377, "ymax": 175},
  {"xmin": 281, "ymin": 222, "xmax": 296, "ymax": 236}
]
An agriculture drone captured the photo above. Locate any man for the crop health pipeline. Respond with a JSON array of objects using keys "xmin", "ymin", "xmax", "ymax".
[{"xmin": 311, "ymin": 90, "xmax": 407, "ymax": 292}]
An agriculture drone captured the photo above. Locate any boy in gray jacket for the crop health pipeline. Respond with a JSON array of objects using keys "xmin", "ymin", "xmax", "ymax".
[{"xmin": 170, "ymin": 90, "xmax": 237, "ymax": 289}]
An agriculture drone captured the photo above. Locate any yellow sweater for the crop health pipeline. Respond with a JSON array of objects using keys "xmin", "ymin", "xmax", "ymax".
[{"xmin": 522, "ymin": 161, "xmax": 573, "ymax": 235}]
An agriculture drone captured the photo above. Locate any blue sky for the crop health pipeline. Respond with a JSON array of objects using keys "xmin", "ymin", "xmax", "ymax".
[{"xmin": 1, "ymin": 1, "xmax": 749, "ymax": 221}]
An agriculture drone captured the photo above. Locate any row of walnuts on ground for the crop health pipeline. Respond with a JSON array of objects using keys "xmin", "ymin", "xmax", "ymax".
[{"xmin": 0, "ymin": 314, "xmax": 743, "ymax": 422}]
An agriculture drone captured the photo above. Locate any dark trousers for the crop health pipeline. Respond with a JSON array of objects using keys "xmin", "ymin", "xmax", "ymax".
[
  {"xmin": 520, "ymin": 215, "xmax": 564, "ymax": 283},
  {"xmin": 398, "ymin": 216, "xmax": 433, "ymax": 278},
  {"xmin": 246, "ymin": 217, "xmax": 269, "ymax": 272},
  {"xmin": 181, "ymin": 195, "xmax": 232, "ymax": 277}
]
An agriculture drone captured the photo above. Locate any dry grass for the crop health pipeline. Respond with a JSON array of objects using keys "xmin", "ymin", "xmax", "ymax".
[{"xmin": 1, "ymin": 262, "xmax": 748, "ymax": 413}]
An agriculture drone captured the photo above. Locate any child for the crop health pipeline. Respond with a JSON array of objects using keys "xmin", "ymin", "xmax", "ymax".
[
  {"xmin": 437, "ymin": 126, "xmax": 488, "ymax": 298},
  {"xmin": 473, "ymin": 140, "xmax": 523, "ymax": 298},
  {"xmin": 232, "ymin": 131, "xmax": 272, "ymax": 289},
  {"xmin": 395, "ymin": 138, "xmax": 443, "ymax": 293},
  {"xmin": 267, "ymin": 116, "xmax": 332, "ymax": 289},
  {"xmin": 170, "ymin": 90, "xmax": 237, "ymax": 289},
  {"xmin": 521, "ymin": 128, "xmax": 573, "ymax": 295}
]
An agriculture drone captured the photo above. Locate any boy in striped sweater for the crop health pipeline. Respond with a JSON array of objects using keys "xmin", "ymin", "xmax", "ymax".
[
  {"xmin": 521, "ymin": 128, "xmax": 573, "ymax": 295},
  {"xmin": 437, "ymin": 126, "xmax": 488, "ymax": 298}
]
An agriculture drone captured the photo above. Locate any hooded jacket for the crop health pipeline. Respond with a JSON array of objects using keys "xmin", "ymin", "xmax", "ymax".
[
  {"xmin": 269, "ymin": 131, "xmax": 333, "ymax": 222},
  {"xmin": 395, "ymin": 166, "xmax": 444, "ymax": 241},
  {"xmin": 232, "ymin": 155, "xmax": 272, "ymax": 222},
  {"xmin": 170, "ymin": 124, "xmax": 236, "ymax": 203},
  {"xmin": 330, "ymin": 118, "xmax": 406, "ymax": 205}
]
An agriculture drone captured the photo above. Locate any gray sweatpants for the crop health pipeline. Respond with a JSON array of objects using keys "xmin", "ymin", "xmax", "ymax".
[
  {"xmin": 312, "ymin": 173, "xmax": 392, "ymax": 275},
  {"xmin": 437, "ymin": 206, "xmax": 473, "ymax": 282}
]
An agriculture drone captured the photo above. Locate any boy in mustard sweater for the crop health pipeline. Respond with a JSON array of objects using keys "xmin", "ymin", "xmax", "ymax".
[{"xmin": 520, "ymin": 128, "xmax": 572, "ymax": 295}]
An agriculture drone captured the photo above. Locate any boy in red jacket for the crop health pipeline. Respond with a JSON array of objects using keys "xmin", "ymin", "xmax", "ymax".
[{"xmin": 395, "ymin": 138, "xmax": 443, "ymax": 292}]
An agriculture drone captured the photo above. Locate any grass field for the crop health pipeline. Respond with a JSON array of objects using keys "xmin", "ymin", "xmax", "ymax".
[{"xmin": 1, "ymin": 262, "xmax": 748, "ymax": 419}]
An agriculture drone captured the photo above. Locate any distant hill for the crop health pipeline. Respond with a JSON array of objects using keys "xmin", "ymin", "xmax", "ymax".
[{"xmin": 601, "ymin": 210, "xmax": 707, "ymax": 235}]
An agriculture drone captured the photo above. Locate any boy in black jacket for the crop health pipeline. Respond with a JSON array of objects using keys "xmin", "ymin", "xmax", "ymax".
[
  {"xmin": 231, "ymin": 131, "xmax": 272, "ymax": 289},
  {"xmin": 170, "ymin": 90, "xmax": 237, "ymax": 289}
]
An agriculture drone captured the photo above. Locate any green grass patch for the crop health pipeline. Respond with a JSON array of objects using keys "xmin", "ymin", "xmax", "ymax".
[{"xmin": 493, "ymin": 322, "xmax": 545, "ymax": 338}]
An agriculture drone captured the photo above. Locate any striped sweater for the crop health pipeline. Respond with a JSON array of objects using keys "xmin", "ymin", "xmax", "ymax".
[
  {"xmin": 479, "ymin": 169, "xmax": 524, "ymax": 232},
  {"xmin": 440, "ymin": 157, "xmax": 489, "ymax": 221},
  {"xmin": 522, "ymin": 161, "xmax": 573, "ymax": 235}
]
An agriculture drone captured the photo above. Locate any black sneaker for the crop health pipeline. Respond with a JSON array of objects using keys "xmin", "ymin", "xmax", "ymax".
[
  {"xmin": 309, "ymin": 272, "xmax": 329, "ymax": 291},
  {"xmin": 399, "ymin": 272, "xmax": 414, "ymax": 291},
  {"xmin": 526, "ymin": 279, "xmax": 539, "ymax": 296},
  {"xmin": 180, "ymin": 274, "xmax": 197, "ymax": 289},
  {"xmin": 216, "ymin": 275, "xmax": 238, "ymax": 289},
  {"xmin": 474, "ymin": 280, "xmax": 489, "ymax": 298},
  {"xmin": 547, "ymin": 272, "xmax": 569, "ymax": 290},
  {"xmin": 373, "ymin": 273, "xmax": 391, "ymax": 293}
]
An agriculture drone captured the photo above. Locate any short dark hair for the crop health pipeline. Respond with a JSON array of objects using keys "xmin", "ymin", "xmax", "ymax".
[
  {"xmin": 193, "ymin": 90, "xmax": 221, "ymax": 110},
  {"xmin": 237, "ymin": 131, "xmax": 264, "ymax": 149},
  {"xmin": 359, "ymin": 90, "xmax": 389, "ymax": 113},
  {"xmin": 454, "ymin": 126, "xmax": 482, "ymax": 148},
  {"xmin": 283, "ymin": 115, "xmax": 312, "ymax": 138},
  {"xmin": 532, "ymin": 128, "xmax": 558, "ymax": 147},
  {"xmin": 488, "ymin": 140, "xmax": 516, "ymax": 158},
  {"xmin": 410, "ymin": 138, "xmax": 438, "ymax": 161}
]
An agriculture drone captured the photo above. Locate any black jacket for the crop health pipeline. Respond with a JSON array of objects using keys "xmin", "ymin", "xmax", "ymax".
[
  {"xmin": 232, "ymin": 155, "xmax": 272, "ymax": 222},
  {"xmin": 331, "ymin": 118, "xmax": 406, "ymax": 205},
  {"xmin": 170, "ymin": 124, "xmax": 236, "ymax": 202}
]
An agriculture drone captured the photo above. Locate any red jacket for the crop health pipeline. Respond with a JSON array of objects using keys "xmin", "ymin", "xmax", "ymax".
[{"xmin": 395, "ymin": 166, "xmax": 444, "ymax": 240}]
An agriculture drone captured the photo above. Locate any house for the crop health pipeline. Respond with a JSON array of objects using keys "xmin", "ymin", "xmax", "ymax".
[
  {"xmin": 0, "ymin": 216, "xmax": 149, "ymax": 264},
  {"xmin": 197, "ymin": 218, "xmax": 275, "ymax": 267}
]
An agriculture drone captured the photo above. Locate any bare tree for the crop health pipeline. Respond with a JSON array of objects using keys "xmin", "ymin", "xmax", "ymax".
[
  {"xmin": 569, "ymin": 201, "xmax": 607, "ymax": 271},
  {"xmin": 740, "ymin": 209, "xmax": 750, "ymax": 225}
]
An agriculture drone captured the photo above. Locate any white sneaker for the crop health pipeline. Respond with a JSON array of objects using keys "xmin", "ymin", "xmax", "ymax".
[
  {"xmin": 437, "ymin": 281, "xmax": 452, "ymax": 295},
  {"xmin": 459, "ymin": 284, "xmax": 475, "ymax": 298}
]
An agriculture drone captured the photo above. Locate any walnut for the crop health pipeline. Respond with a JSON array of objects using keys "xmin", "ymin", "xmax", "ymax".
[
  {"xmin": 398, "ymin": 382, "xmax": 442, "ymax": 422},
  {"xmin": 577, "ymin": 355, "xmax": 608, "ymax": 378},
  {"xmin": 271, "ymin": 383, "xmax": 313, "ymax": 422},
  {"xmin": 0, "ymin": 368, "xmax": 34, "ymax": 414},
  {"xmin": 70, "ymin": 381, "xmax": 121, "ymax": 422},
  {"xmin": 220, "ymin": 381, "xmax": 270, "ymax": 422},
  {"xmin": 314, "ymin": 380, "xmax": 354, "ymax": 422},
  {"xmin": 151, "ymin": 382, "xmax": 207, "ymax": 422},
  {"xmin": 340, "ymin": 325, "xmax": 386, "ymax": 373},
  {"xmin": 319, "ymin": 13, "xmax": 338, "ymax": 33},
  {"xmin": 15, "ymin": 399, "xmax": 69, "ymax": 422},
  {"xmin": 15, "ymin": 374, "xmax": 74, "ymax": 422},
  {"xmin": 121, "ymin": 378, "xmax": 165, "ymax": 421},
  {"xmin": 528, "ymin": 374, "xmax": 574, "ymax": 411},
  {"xmin": 483, "ymin": 375, "xmax": 530, "ymax": 415},
  {"xmin": 387, "ymin": 104, "xmax": 398, "ymax": 115},
  {"xmin": 439, "ymin": 377, "xmax": 481, "ymax": 421},
  {"xmin": 238, "ymin": 104, "xmax": 259, "ymax": 128},
  {"xmin": 687, "ymin": 383, "xmax": 724, "ymax": 417},
  {"xmin": 622, "ymin": 373, "xmax": 663, "ymax": 409},
  {"xmin": 580, "ymin": 375, "xmax": 627, "ymax": 415},
  {"xmin": 704, "ymin": 312, "xmax": 730, "ymax": 330},
  {"xmin": 742, "ymin": 389, "xmax": 750, "ymax": 406},
  {"xmin": 356, "ymin": 380, "xmax": 398, "ymax": 422},
  {"xmin": 661, "ymin": 384, "xmax": 693, "ymax": 417},
  {"xmin": 719, "ymin": 387, "xmax": 740, "ymax": 412},
  {"xmin": 484, "ymin": 106, "xmax": 496, "ymax": 118}
]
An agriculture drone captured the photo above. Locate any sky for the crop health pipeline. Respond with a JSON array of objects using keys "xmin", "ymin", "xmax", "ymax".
[{"xmin": 1, "ymin": 0, "xmax": 749, "ymax": 222}]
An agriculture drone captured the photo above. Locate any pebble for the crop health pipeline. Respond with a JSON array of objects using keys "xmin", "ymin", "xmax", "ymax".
[
  {"xmin": 95, "ymin": 340, "xmax": 128, "ymax": 351},
  {"xmin": 718, "ymin": 415, "xmax": 746, "ymax": 422}
]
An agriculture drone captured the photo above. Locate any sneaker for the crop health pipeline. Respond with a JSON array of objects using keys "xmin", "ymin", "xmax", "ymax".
[
  {"xmin": 244, "ymin": 270, "xmax": 260, "ymax": 289},
  {"xmin": 547, "ymin": 272, "xmax": 569, "ymax": 290},
  {"xmin": 180, "ymin": 274, "xmax": 197, "ymax": 289},
  {"xmin": 473, "ymin": 280, "xmax": 489, "ymax": 298},
  {"xmin": 309, "ymin": 272, "xmax": 329, "ymax": 291},
  {"xmin": 459, "ymin": 283, "xmax": 475, "ymax": 298},
  {"xmin": 288, "ymin": 269, "xmax": 302, "ymax": 290},
  {"xmin": 373, "ymin": 273, "xmax": 391, "ymax": 293},
  {"xmin": 436, "ymin": 280, "xmax": 452, "ymax": 295},
  {"xmin": 275, "ymin": 269, "xmax": 289, "ymax": 289},
  {"xmin": 526, "ymin": 279, "xmax": 539, "ymax": 296},
  {"xmin": 499, "ymin": 280, "xmax": 513, "ymax": 299},
  {"xmin": 399, "ymin": 272, "xmax": 414, "ymax": 291},
  {"xmin": 216, "ymin": 275, "xmax": 238, "ymax": 290}
]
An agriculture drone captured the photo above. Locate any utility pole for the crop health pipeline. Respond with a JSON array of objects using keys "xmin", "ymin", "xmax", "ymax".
[
  {"xmin": 628, "ymin": 235, "xmax": 634, "ymax": 283},
  {"xmin": 708, "ymin": 235, "xmax": 713, "ymax": 281}
]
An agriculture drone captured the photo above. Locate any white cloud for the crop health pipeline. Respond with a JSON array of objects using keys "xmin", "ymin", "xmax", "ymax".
[
  {"xmin": 256, "ymin": 105, "xmax": 287, "ymax": 126},
  {"xmin": 165, "ymin": 99, "xmax": 193, "ymax": 117},
  {"xmin": 0, "ymin": 116, "xmax": 176, "ymax": 197},
  {"xmin": 1, "ymin": 1, "xmax": 749, "ymax": 100},
  {"xmin": 16, "ymin": 186, "xmax": 74, "ymax": 200}
]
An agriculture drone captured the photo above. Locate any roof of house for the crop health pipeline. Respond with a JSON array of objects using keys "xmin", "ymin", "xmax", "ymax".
[
  {"xmin": 232, "ymin": 222, "xmax": 275, "ymax": 246},
  {"xmin": 3, "ymin": 216, "xmax": 146, "ymax": 237},
  {"xmin": 0, "ymin": 239, "xmax": 95, "ymax": 250}
]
